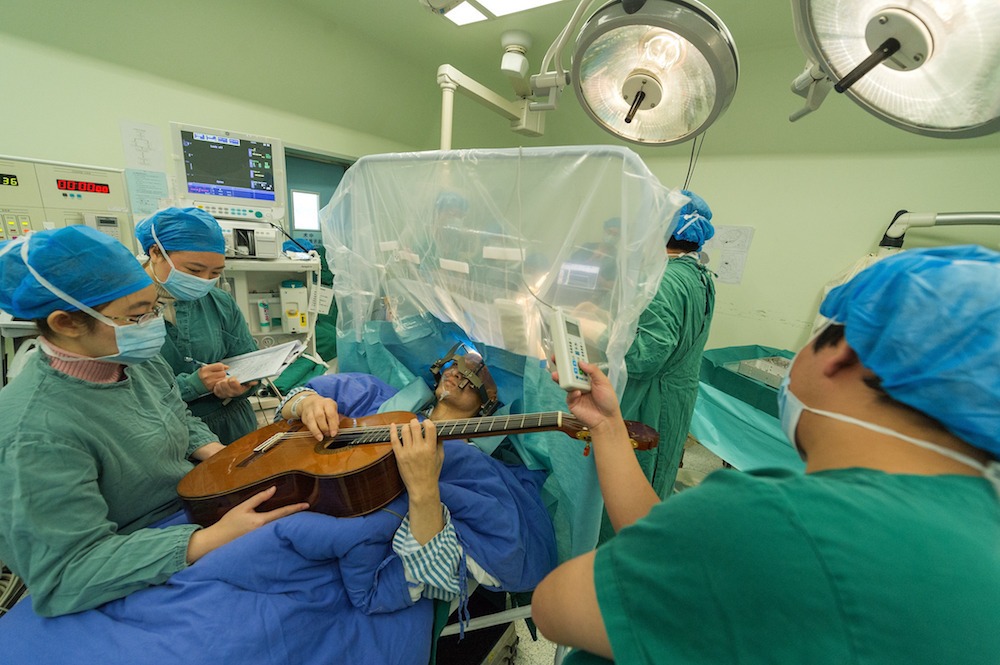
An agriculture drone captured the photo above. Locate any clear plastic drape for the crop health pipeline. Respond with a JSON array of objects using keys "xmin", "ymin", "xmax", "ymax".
[{"xmin": 320, "ymin": 145, "xmax": 685, "ymax": 557}]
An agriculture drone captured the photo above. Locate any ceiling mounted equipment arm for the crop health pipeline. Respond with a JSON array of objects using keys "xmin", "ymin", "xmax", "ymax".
[
  {"xmin": 433, "ymin": 0, "xmax": 739, "ymax": 148},
  {"xmin": 880, "ymin": 211, "xmax": 1000, "ymax": 248}
]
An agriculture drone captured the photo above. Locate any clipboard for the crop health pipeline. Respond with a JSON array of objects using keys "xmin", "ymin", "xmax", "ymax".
[{"xmin": 220, "ymin": 340, "xmax": 306, "ymax": 384}]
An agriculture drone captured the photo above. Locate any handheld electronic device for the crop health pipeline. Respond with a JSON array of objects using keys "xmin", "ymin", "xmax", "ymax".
[{"xmin": 550, "ymin": 307, "xmax": 591, "ymax": 392}]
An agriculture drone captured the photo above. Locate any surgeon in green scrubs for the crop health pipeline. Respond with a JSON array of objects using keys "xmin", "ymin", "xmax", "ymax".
[
  {"xmin": 620, "ymin": 190, "xmax": 716, "ymax": 502},
  {"xmin": 533, "ymin": 245, "xmax": 1000, "ymax": 665},
  {"xmin": 135, "ymin": 207, "xmax": 259, "ymax": 445},
  {"xmin": 0, "ymin": 227, "xmax": 305, "ymax": 617}
]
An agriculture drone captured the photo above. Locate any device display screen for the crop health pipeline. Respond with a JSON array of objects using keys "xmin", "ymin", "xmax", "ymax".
[
  {"xmin": 566, "ymin": 321, "xmax": 580, "ymax": 337},
  {"xmin": 57, "ymin": 179, "xmax": 110, "ymax": 194},
  {"xmin": 181, "ymin": 130, "xmax": 277, "ymax": 202},
  {"xmin": 1, "ymin": 173, "xmax": 19, "ymax": 186}
]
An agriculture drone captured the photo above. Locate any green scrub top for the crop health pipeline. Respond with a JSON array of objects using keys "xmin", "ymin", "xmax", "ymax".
[
  {"xmin": 0, "ymin": 353, "xmax": 217, "ymax": 616},
  {"xmin": 569, "ymin": 467, "xmax": 1000, "ymax": 665},
  {"xmin": 622, "ymin": 256, "xmax": 715, "ymax": 498},
  {"xmin": 159, "ymin": 288, "xmax": 260, "ymax": 445}
]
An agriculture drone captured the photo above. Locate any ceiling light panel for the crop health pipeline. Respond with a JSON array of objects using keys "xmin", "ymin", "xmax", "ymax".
[
  {"xmin": 477, "ymin": 0, "xmax": 565, "ymax": 17},
  {"xmin": 445, "ymin": 2, "xmax": 489, "ymax": 25}
]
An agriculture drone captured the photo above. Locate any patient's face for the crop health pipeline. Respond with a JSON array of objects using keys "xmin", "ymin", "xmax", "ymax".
[{"xmin": 436, "ymin": 366, "xmax": 484, "ymax": 416}]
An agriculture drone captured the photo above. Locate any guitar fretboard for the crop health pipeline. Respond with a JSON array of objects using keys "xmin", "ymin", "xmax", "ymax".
[{"xmin": 327, "ymin": 411, "xmax": 575, "ymax": 448}]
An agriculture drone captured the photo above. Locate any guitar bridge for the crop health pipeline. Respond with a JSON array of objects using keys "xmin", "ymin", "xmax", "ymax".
[{"xmin": 237, "ymin": 432, "xmax": 285, "ymax": 468}]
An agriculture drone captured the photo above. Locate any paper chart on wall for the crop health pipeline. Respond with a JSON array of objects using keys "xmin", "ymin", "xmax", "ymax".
[{"xmin": 703, "ymin": 226, "xmax": 754, "ymax": 284}]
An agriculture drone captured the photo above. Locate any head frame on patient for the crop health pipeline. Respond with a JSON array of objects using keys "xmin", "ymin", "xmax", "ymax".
[{"xmin": 429, "ymin": 343, "xmax": 503, "ymax": 416}]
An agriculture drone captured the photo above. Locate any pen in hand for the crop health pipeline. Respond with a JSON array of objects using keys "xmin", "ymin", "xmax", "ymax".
[
  {"xmin": 185, "ymin": 356, "xmax": 229, "ymax": 375},
  {"xmin": 186, "ymin": 356, "xmax": 237, "ymax": 404}
]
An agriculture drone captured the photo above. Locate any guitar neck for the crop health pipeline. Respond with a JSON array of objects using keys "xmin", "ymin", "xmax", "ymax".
[
  {"xmin": 436, "ymin": 412, "xmax": 573, "ymax": 440},
  {"xmin": 330, "ymin": 412, "xmax": 577, "ymax": 447}
]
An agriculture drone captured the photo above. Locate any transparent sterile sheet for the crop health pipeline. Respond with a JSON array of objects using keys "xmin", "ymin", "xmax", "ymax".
[{"xmin": 321, "ymin": 145, "xmax": 686, "ymax": 557}]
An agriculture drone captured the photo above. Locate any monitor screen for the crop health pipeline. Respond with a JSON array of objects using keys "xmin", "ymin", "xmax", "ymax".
[
  {"xmin": 557, "ymin": 261, "xmax": 600, "ymax": 290},
  {"xmin": 170, "ymin": 122, "xmax": 287, "ymax": 218},
  {"xmin": 181, "ymin": 130, "xmax": 276, "ymax": 201}
]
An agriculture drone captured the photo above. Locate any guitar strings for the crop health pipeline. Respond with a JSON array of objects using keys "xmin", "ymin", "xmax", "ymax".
[{"xmin": 272, "ymin": 412, "xmax": 579, "ymax": 448}]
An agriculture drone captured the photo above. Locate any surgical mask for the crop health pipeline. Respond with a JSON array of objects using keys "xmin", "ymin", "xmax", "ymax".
[
  {"xmin": 18, "ymin": 240, "xmax": 166, "ymax": 365},
  {"xmin": 150, "ymin": 225, "xmax": 218, "ymax": 300},
  {"xmin": 778, "ymin": 358, "xmax": 999, "ymax": 488}
]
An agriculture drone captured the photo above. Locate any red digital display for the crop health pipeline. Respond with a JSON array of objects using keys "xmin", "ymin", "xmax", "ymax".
[{"xmin": 56, "ymin": 179, "xmax": 110, "ymax": 194}]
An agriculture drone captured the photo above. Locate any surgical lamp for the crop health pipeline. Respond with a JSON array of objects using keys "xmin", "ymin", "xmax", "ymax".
[
  {"xmin": 435, "ymin": 0, "xmax": 740, "ymax": 148},
  {"xmin": 789, "ymin": 0, "xmax": 1000, "ymax": 137}
]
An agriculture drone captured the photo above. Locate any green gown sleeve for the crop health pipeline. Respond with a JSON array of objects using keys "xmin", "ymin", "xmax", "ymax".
[
  {"xmin": 6, "ymin": 442, "xmax": 200, "ymax": 616},
  {"xmin": 623, "ymin": 270, "xmax": 684, "ymax": 380},
  {"xmin": 0, "ymin": 356, "xmax": 217, "ymax": 617},
  {"xmin": 175, "ymin": 366, "xmax": 210, "ymax": 402},
  {"xmin": 171, "ymin": 290, "xmax": 260, "ymax": 402}
]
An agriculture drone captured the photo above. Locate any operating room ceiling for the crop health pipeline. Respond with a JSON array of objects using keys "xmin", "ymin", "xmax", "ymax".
[{"xmin": 4, "ymin": 0, "xmax": 998, "ymax": 157}]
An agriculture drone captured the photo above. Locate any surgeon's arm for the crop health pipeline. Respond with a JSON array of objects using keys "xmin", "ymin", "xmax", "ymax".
[
  {"xmin": 532, "ymin": 550, "xmax": 612, "ymax": 659},
  {"xmin": 624, "ymin": 289, "xmax": 682, "ymax": 379},
  {"xmin": 559, "ymin": 361, "xmax": 659, "ymax": 531}
]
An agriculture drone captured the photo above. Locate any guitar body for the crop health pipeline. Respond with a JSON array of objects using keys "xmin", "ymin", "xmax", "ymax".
[
  {"xmin": 178, "ymin": 410, "xmax": 659, "ymax": 527},
  {"xmin": 178, "ymin": 413, "xmax": 414, "ymax": 526}
]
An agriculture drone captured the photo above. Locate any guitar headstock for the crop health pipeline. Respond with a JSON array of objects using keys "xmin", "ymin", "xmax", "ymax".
[
  {"xmin": 559, "ymin": 414, "xmax": 659, "ymax": 450},
  {"xmin": 622, "ymin": 421, "xmax": 658, "ymax": 450}
]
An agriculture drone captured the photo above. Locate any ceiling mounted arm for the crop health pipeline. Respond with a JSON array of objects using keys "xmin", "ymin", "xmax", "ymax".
[
  {"xmin": 788, "ymin": 61, "xmax": 833, "ymax": 121},
  {"xmin": 880, "ymin": 210, "xmax": 1000, "ymax": 248},
  {"xmin": 437, "ymin": 64, "xmax": 545, "ymax": 150},
  {"xmin": 434, "ymin": 0, "xmax": 739, "ymax": 148}
]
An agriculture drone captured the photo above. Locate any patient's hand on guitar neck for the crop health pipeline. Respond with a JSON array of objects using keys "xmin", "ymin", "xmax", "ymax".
[
  {"xmin": 283, "ymin": 390, "xmax": 341, "ymax": 441},
  {"xmin": 185, "ymin": 486, "xmax": 310, "ymax": 564},
  {"xmin": 390, "ymin": 419, "xmax": 446, "ymax": 546}
]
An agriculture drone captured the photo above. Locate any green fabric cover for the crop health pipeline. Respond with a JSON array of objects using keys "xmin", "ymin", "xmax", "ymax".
[{"xmin": 699, "ymin": 345, "xmax": 794, "ymax": 419}]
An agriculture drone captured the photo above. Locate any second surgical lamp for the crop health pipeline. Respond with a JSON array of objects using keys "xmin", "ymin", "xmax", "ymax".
[{"xmin": 435, "ymin": 0, "xmax": 740, "ymax": 147}]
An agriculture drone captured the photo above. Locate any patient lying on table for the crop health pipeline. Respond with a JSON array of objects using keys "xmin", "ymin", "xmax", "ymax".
[
  {"xmin": 1, "ymin": 347, "xmax": 557, "ymax": 665},
  {"xmin": 274, "ymin": 343, "xmax": 533, "ymax": 603}
]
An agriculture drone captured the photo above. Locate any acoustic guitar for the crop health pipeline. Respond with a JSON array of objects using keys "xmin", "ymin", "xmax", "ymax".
[{"xmin": 177, "ymin": 411, "xmax": 658, "ymax": 526}]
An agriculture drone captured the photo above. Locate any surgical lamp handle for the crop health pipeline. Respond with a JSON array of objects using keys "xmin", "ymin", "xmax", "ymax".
[{"xmin": 834, "ymin": 38, "xmax": 901, "ymax": 93}]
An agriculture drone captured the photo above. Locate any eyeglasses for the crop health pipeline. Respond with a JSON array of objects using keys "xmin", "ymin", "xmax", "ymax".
[{"xmin": 104, "ymin": 303, "xmax": 165, "ymax": 325}]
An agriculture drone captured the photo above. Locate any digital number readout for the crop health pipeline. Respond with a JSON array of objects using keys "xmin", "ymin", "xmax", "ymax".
[
  {"xmin": 0, "ymin": 173, "xmax": 18, "ymax": 187},
  {"xmin": 56, "ymin": 179, "xmax": 110, "ymax": 194}
]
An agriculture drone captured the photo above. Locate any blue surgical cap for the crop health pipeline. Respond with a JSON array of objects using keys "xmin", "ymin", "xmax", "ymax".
[
  {"xmin": 0, "ymin": 226, "xmax": 152, "ymax": 319},
  {"xmin": 435, "ymin": 191, "xmax": 468, "ymax": 213},
  {"xmin": 135, "ymin": 207, "xmax": 225, "ymax": 255},
  {"xmin": 671, "ymin": 189, "xmax": 715, "ymax": 249},
  {"xmin": 820, "ymin": 245, "xmax": 1000, "ymax": 456}
]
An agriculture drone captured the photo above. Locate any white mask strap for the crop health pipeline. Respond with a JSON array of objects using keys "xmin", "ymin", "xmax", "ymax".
[
  {"xmin": 17, "ymin": 237, "xmax": 115, "ymax": 326},
  {"xmin": 803, "ymin": 404, "xmax": 988, "ymax": 474},
  {"xmin": 675, "ymin": 214, "xmax": 698, "ymax": 236}
]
